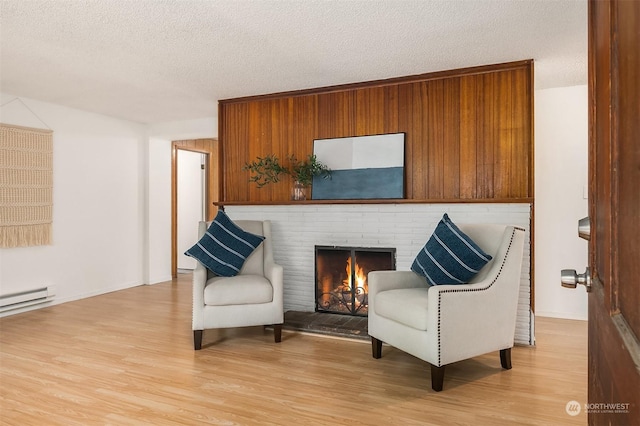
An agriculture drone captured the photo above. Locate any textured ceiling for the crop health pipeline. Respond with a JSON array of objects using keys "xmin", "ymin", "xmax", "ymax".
[{"xmin": 0, "ymin": 0, "xmax": 587, "ymax": 124}]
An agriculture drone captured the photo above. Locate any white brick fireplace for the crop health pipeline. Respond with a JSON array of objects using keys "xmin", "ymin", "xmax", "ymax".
[{"xmin": 226, "ymin": 203, "xmax": 533, "ymax": 345}]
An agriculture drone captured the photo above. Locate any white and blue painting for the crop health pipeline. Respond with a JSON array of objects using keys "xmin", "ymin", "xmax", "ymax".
[{"xmin": 312, "ymin": 133, "xmax": 405, "ymax": 200}]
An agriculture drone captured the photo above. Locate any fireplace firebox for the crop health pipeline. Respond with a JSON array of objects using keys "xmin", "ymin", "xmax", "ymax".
[{"xmin": 315, "ymin": 246, "xmax": 396, "ymax": 316}]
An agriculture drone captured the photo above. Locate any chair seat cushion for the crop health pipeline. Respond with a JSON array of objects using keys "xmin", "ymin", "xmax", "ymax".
[
  {"xmin": 375, "ymin": 288, "xmax": 430, "ymax": 331},
  {"xmin": 204, "ymin": 275, "xmax": 273, "ymax": 306}
]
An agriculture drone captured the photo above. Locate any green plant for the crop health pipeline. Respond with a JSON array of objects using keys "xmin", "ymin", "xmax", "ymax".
[
  {"xmin": 242, "ymin": 153, "xmax": 331, "ymax": 188},
  {"xmin": 287, "ymin": 154, "xmax": 331, "ymax": 187},
  {"xmin": 241, "ymin": 154, "xmax": 289, "ymax": 188}
]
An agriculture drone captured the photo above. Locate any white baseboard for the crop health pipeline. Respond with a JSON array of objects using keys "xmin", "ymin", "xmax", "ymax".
[
  {"xmin": 536, "ymin": 311, "xmax": 588, "ymax": 321},
  {"xmin": 147, "ymin": 275, "xmax": 173, "ymax": 284}
]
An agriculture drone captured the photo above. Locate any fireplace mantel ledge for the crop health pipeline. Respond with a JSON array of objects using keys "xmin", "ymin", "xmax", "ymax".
[{"xmin": 215, "ymin": 197, "xmax": 533, "ymax": 207}]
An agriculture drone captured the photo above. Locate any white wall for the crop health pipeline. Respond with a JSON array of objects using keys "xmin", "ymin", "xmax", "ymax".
[
  {"xmin": 147, "ymin": 137, "xmax": 172, "ymax": 283},
  {"xmin": 534, "ymin": 85, "xmax": 588, "ymax": 320},
  {"xmin": 0, "ymin": 93, "xmax": 147, "ymax": 315},
  {"xmin": 0, "ymin": 98, "xmax": 217, "ymax": 312},
  {"xmin": 148, "ymin": 118, "xmax": 216, "ymax": 141},
  {"xmin": 146, "ymin": 118, "xmax": 217, "ymax": 283}
]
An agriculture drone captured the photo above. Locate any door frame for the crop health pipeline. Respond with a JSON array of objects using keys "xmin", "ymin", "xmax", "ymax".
[{"xmin": 171, "ymin": 139, "xmax": 219, "ymax": 278}]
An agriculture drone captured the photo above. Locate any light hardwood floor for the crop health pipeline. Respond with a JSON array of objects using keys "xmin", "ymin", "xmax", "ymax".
[{"xmin": 0, "ymin": 274, "xmax": 587, "ymax": 425}]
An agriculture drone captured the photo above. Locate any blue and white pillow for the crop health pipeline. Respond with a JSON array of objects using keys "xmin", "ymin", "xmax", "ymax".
[
  {"xmin": 185, "ymin": 210, "xmax": 265, "ymax": 277},
  {"xmin": 411, "ymin": 213, "xmax": 492, "ymax": 285}
]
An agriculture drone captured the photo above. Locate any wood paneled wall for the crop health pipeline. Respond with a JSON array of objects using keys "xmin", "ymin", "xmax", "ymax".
[{"xmin": 219, "ymin": 60, "xmax": 533, "ymax": 204}]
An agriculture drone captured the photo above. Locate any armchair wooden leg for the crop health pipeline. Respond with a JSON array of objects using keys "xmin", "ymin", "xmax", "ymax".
[
  {"xmin": 371, "ymin": 337, "xmax": 382, "ymax": 359},
  {"xmin": 273, "ymin": 324, "xmax": 282, "ymax": 343},
  {"xmin": 500, "ymin": 348, "xmax": 512, "ymax": 369},
  {"xmin": 430, "ymin": 364, "xmax": 445, "ymax": 392},
  {"xmin": 194, "ymin": 330, "xmax": 203, "ymax": 350}
]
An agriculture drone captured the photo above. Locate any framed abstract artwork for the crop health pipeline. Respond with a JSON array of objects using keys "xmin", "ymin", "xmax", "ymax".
[{"xmin": 311, "ymin": 133, "xmax": 405, "ymax": 200}]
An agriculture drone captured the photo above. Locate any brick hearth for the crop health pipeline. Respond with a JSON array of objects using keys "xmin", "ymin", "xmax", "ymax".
[{"xmin": 283, "ymin": 311, "xmax": 369, "ymax": 340}]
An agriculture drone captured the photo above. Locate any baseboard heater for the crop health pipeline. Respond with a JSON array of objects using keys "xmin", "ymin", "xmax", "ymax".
[{"xmin": 0, "ymin": 287, "xmax": 55, "ymax": 313}]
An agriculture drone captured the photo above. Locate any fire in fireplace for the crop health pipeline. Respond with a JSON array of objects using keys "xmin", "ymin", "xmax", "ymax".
[{"xmin": 315, "ymin": 246, "xmax": 396, "ymax": 316}]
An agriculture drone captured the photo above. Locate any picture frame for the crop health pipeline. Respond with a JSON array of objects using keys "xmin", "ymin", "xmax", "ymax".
[{"xmin": 311, "ymin": 133, "xmax": 405, "ymax": 200}]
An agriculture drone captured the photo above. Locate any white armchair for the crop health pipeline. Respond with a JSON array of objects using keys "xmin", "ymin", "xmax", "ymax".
[
  {"xmin": 368, "ymin": 224, "xmax": 525, "ymax": 391},
  {"xmin": 192, "ymin": 219, "xmax": 284, "ymax": 350}
]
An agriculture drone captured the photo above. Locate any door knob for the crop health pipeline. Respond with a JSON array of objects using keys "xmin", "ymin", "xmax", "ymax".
[{"xmin": 561, "ymin": 267, "xmax": 592, "ymax": 292}]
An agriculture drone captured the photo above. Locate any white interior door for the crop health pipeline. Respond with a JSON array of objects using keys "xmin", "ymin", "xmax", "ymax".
[{"xmin": 177, "ymin": 150, "xmax": 205, "ymax": 270}]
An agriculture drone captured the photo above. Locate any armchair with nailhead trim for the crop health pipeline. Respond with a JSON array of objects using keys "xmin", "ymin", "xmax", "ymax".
[{"xmin": 367, "ymin": 224, "xmax": 525, "ymax": 391}]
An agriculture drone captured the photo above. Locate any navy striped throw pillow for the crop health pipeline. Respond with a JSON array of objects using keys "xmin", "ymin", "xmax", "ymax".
[
  {"xmin": 185, "ymin": 211, "xmax": 265, "ymax": 277},
  {"xmin": 411, "ymin": 214, "xmax": 492, "ymax": 285}
]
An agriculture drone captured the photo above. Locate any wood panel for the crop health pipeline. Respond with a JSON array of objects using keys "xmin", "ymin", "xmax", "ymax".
[
  {"xmin": 615, "ymin": 0, "xmax": 640, "ymax": 339},
  {"xmin": 459, "ymin": 75, "xmax": 479, "ymax": 199},
  {"xmin": 0, "ymin": 275, "xmax": 587, "ymax": 425},
  {"xmin": 220, "ymin": 102, "xmax": 248, "ymax": 201},
  {"xmin": 317, "ymin": 90, "xmax": 355, "ymax": 139},
  {"xmin": 219, "ymin": 61, "xmax": 533, "ymax": 204}
]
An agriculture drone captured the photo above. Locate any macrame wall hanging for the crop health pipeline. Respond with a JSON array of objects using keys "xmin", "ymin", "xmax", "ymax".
[{"xmin": 0, "ymin": 123, "xmax": 53, "ymax": 248}]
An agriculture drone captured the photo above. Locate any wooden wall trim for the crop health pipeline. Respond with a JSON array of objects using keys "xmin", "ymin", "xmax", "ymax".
[
  {"xmin": 214, "ymin": 198, "xmax": 534, "ymax": 207},
  {"xmin": 220, "ymin": 60, "xmax": 533, "ymax": 104}
]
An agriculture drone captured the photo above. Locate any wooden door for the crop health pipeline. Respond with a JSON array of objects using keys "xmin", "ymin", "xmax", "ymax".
[{"xmin": 588, "ymin": 0, "xmax": 640, "ymax": 424}]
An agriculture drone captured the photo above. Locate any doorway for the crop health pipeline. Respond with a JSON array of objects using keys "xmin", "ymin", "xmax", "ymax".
[
  {"xmin": 177, "ymin": 150, "xmax": 205, "ymax": 271},
  {"xmin": 171, "ymin": 139, "xmax": 219, "ymax": 278}
]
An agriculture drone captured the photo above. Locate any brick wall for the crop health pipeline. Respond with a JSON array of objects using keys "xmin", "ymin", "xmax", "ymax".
[{"xmin": 226, "ymin": 203, "xmax": 532, "ymax": 344}]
